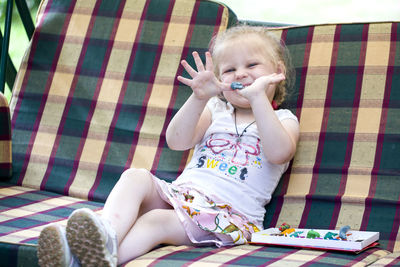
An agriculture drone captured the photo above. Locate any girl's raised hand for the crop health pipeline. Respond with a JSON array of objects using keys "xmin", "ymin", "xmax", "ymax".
[
  {"xmin": 239, "ymin": 73, "xmax": 285, "ymax": 102},
  {"xmin": 177, "ymin": 51, "xmax": 230, "ymax": 100}
]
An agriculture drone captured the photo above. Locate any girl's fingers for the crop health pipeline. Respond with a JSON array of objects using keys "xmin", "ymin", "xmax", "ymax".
[
  {"xmin": 259, "ymin": 74, "xmax": 285, "ymax": 85},
  {"xmin": 272, "ymin": 73, "xmax": 285, "ymax": 83},
  {"xmin": 181, "ymin": 60, "xmax": 197, "ymax": 78},
  {"xmin": 181, "ymin": 51, "xmax": 212, "ymax": 77},
  {"xmin": 205, "ymin": 52, "xmax": 214, "ymax": 71},
  {"xmin": 192, "ymin": 51, "xmax": 205, "ymax": 72},
  {"xmin": 274, "ymin": 73, "xmax": 285, "ymax": 80},
  {"xmin": 219, "ymin": 82, "xmax": 233, "ymax": 92},
  {"xmin": 177, "ymin": 76, "xmax": 192, "ymax": 87}
]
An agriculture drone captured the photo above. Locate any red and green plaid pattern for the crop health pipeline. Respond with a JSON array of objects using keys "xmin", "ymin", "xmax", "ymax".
[
  {"xmin": 371, "ymin": 252, "xmax": 400, "ymax": 266},
  {"xmin": 128, "ymin": 244, "xmax": 390, "ymax": 266},
  {"xmin": 263, "ymin": 22, "xmax": 400, "ymax": 253},
  {"xmin": 2, "ymin": 0, "xmax": 400, "ymax": 265},
  {"xmin": 0, "ymin": 93, "xmax": 12, "ymax": 179},
  {"xmin": 9, "ymin": 0, "xmax": 234, "ymax": 202},
  {"xmin": 0, "ymin": 183, "xmax": 102, "ymax": 245}
]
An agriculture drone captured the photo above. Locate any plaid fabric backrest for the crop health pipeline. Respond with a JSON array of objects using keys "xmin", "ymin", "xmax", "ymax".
[
  {"xmin": 9, "ymin": 0, "xmax": 235, "ymax": 201},
  {"xmin": 0, "ymin": 93, "xmax": 12, "ymax": 178},
  {"xmin": 264, "ymin": 22, "xmax": 400, "ymax": 252}
]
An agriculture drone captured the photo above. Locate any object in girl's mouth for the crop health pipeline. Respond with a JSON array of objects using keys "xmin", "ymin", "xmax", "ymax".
[{"xmin": 231, "ymin": 82, "xmax": 244, "ymax": 90}]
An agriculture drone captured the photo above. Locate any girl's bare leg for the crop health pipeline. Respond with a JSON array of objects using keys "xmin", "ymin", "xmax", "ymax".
[
  {"xmin": 101, "ymin": 168, "xmax": 172, "ymax": 244},
  {"xmin": 117, "ymin": 209, "xmax": 192, "ymax": 264}
]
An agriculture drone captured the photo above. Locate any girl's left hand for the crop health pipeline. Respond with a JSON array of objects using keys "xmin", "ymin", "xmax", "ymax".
[{"xmin": 239, "ymin": 73, "xmax": 285, "ymax": 102}]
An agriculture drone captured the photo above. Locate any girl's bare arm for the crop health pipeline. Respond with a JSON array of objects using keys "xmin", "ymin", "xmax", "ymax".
[
  {"xmin": 167, "ymin": 51, "xmax": 230, "ymax": 150},
  {"xmin": 242, "ymin": 75, "xmax": 299, "ymax": 164},
  {"xmin": 166, "ymin": 95, "xmax": 211, "ymax": 150},
  {"xmin": 250, "ymin": 94, "xmax": 299, "ymax": 165}
]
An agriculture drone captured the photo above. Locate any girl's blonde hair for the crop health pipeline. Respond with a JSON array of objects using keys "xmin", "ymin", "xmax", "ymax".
[{"xmin": 210, "ymin": 25, "xmax": 294, "ymax": 106}]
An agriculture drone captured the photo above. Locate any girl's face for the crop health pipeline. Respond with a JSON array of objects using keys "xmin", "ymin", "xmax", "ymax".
[{"xmin": 217, "ymin": 36, "xmax": 279, "ymax": 108}]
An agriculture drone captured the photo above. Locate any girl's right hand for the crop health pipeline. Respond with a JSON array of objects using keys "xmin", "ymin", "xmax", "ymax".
[
  {"xmin": 240, "ymin": 73, "xmax": 286, "ymax": 103},
  {"xmin": 177, "ymin": 51, "xmax": 230, "ymax": 100}
]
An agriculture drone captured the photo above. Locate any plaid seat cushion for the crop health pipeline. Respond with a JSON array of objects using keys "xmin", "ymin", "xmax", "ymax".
[
  {"xmin": 128, "ymin": 244, "xmax": 389, "ymax": 266},
  {"xmin": 370, "ymin": 252, "xmax": 400, "ymax": 266},
  {"xmin": 0, "ymin": 183, "xmax": 102, "ymax": 245},
  {"xmin": 263, "ymin": 22, "xmax": 400, "ymax": 253},
  {"xmin": 0, "ymin": 185, "xmax": 390, "ymax": 267},
  {"xmin": 0, "ymin": 93, "xmax": 12, "ymax": 179},
  {"xmin": 9, "ymin": 0, "xmax": 234, "ymax": 201}
]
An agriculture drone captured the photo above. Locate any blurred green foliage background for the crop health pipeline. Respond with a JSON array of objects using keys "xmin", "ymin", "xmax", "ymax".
[{"xmin": 1, "ymin": 0, "xmax": 40, "ymax": 99}]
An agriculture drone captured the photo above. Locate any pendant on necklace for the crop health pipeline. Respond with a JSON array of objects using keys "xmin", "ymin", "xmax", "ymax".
[{"xmin": 236, "ymin": 136, "xmax": 241, "ymax": 143}]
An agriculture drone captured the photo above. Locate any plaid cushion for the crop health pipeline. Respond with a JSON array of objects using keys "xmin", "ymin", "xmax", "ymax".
[
  {"xmin": 370, "ymin": 252, "xmax": 400, "ymax": 266},
  {"xmin": 0, "ymin": 183, "xmax": 103, "ymax": 267},
  {"xmin": 0, "ymin": 183, "xmax": 102, "ymax": 245},
  {"xmin": 0, "ymin": 93, "xmax": 12, "ymax": 179},
  {"xmin": 129, "ymin": 244, "xmax": 389, "ymax": 266},
  {"xmin": 263, "ymin": 22, "xmax": 400, "ymax": 253},
  {"xmin": 0, "ymin": 242, "xmax": 38, "ymax": 267},
  {"xmin": 9, "ymin": 0, "xmax": 234, "ymax": 201}
]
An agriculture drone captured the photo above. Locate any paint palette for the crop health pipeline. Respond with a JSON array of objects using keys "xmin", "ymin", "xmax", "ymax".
[{"xmin": 250, "ymin": 228, "xmax": 379, "ymax": 253}]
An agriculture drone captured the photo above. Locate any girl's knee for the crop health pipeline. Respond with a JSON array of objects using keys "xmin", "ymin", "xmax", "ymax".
[
  {"xmin": 121, "ymin": 167, "xmax": 151, "ymax": 179},
  {"xmin": 117, "ymin": 168, "xmax": 161, "ymax": 205},
  {"xmin": 120, "ymin": 168, "xmax": 153, "ymax": 185}
]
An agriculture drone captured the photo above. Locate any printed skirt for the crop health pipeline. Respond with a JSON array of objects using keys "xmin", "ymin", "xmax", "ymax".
[{"xmin": 152, "ymin": 176, "xmax": 260, "ymax": 247}]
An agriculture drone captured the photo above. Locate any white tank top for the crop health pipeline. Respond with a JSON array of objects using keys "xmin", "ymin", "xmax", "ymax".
[{"xmin": 173, "ymin": 97, "xmax": 298, "ymax": 227}]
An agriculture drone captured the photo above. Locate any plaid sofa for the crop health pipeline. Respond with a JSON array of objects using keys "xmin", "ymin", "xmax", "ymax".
[{"xmin": 1, "ymin": 0, "xmax": 399, "ymax": 266}]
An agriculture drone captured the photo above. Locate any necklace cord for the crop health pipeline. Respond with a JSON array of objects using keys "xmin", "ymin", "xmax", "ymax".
[{"xmin": 234, "ymin": 108, "xmax": 256, "ymax": 140}]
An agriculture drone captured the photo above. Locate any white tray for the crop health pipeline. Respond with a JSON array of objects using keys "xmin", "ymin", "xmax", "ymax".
[{"xmin": 250, "ymin": 228, "xmax": 379, "ymax": 252}]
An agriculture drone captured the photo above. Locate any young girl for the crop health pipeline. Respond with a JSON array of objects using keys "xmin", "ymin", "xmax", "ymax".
[{"xmin": 37, "ymin": 25, "xmax": 299, "ymax": 267}]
